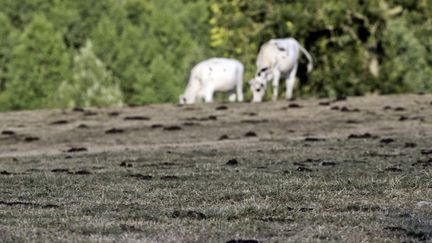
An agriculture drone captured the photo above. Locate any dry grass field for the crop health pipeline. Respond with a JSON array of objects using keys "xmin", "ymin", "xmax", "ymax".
[{"xmin": 1, "ymin": 94, "xmax": 431, "ymax": 242}]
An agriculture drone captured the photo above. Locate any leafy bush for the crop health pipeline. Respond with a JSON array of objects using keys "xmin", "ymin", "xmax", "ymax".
[
  {"xmin": 57, "ymin": 40, "xmax": 123, "ymax": 108},
  {"xmin": 0, "ymin": 0, "xmax": 430, "ymax": 110},
  {"xmin": 0, "ymin": 14, "xmax": 71, "ymax": 110},
  {"xmin": 209, "ymin": 0, "xmax": 432, "ymax": 99}
]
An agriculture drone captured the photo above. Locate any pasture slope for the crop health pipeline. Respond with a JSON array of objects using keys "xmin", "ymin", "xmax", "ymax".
[{"xmin": 0, "ymin": 94, "xmax": 431, "ymax": 242}]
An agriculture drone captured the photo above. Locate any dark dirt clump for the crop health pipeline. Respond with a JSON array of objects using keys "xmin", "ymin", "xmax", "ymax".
[
  {"xmin": 128, "ymin": 174, "xmax": 153, "ymax": 180},
  {"xmin": 0, "ymin": 201, "xmax": 59, "ymax": 209},
  {"xmin": 163, "ymin": 126, "xmax": 182, "ymax": 131},
  {"xmin": 286, "ymin": 103, "xmax": 302, "ymax": 108},
  {"xmin": 108, "ymin": 111, "xmax": 120, "ymax": 117},
  {"xmin": 244, "ymin": 131, "xmax": 257, "ymax": 137},
  {"xmin": 50, "ymin": 120, "xmax": 69, "ymax": 125},
  {"xmin": 304, "ymin": 137, "xmax": 326, "ymax": 142},
  {"xmin": 242, "ymin": 112, "xmax": 258, "ymax": 116},
  {"xmin": 66, "ymin": 147, "xmax": 88, "ymax": 153},
  {"xmin": 404, "ymin": 143, "xmax": 417, "ymax": 148},
  {"xmin": 77, "ymin": 124, "xmax": 89, "ymax": 129},
  {"xmin": 120, "ymin": 161, "xmax": 133, "ymax": 167},
  {"xmin": 299, "ymin": 207, "xmax": 314, "ymax": 212},
  {"xmin": 105, "ymin": 128, "xmax": 125, "ymax": 134},
  {"xmin": 72, "ymin": 107, "xmax": 85, "ymax": 112},
  {"xmin": 151, "ymin": 124, "xmax": 163, "ymax": 129},
  {"xmin": 421, "ymin": 149, "xmax": 432, "ymax": 155},
  {"xmin": 71, "ymin": 169, "xmax": 92, "ymax": 175},
  {"xmin": 348, "ymin": 133, "xmax": 379, "ymax": 139},
  {"xmin": 51, "ymin": 168, "xmax": 70, "ymax": 173},
  {"xmin": 183, "ymin": 122, "xmax": 200, "ymax": 126},
  {"xmin": 185, "ymin": 116, "xmax": 217, "ymax": 122},
  {"xmin": 334, "ymin": 95, "xmax": 347, "ymax": 102},
  {"xmin": 384, "ymin": 167, "xmax": 403, "ymax": 172},
  {"xmin": 124, "ymin": 116, "xmax": 150, "ymax": 121},
  {"xmin": 24, "ymin": 136, "xmax": 40, "ymax": 142},
  {"xmin": 241, "ymin": 119, "xmax": 268, "ymax": 124},
  {"xmin": 226, "ymin": 239, "xmax": 261, "ymax": 243},
  {"xmin": 320, "ymin": 161, "xmax": 336, "ymax": 166},
  {"xmin": 319, "ymin": 101, "xmax": 331, "ymax": 106},
  {"xmin": 380, "ymin": 138, "xmax": 395, "ymax": 144},
  {"xmin": 412, "ymin": 159, "xmax": 432, "ymax": 167},
  {"xmin": 399, "ymin": 116, "xmax": 425, "ymax": 122},
  {"xmin": 296, "ymin": 166, "xmax": 313, "ymax": 172},
  {"xmin": 172, "ymin": 210, "xmax": 207, "ymax": 220},
  {"xmin": 219, "ymin": 135, "xmax": 229, "ymax": 140},
  {"xmin": 83, "ymin": 111, "xmax": 98, "ymax": 116},
  {"xmin": 340, "ymin": 107, "xmax": 360, "ymax": 112},
  {"xmin": 160, "ymin": 175, "xmax": 179, "ymax": 180},
  {"xmin": 226, "ymin": 159, "xmax": 239, "ymax": 166},
  {"xmin": 1, "ymin": 130, "xmax": 16, "ymax": 135},
  {"xmin": 216, "ymin": 105, "xmax": 228, "ymax": 110},
  {"xmin": 346, "ymin": 120, "xmax": 360, "ymax": 124}
]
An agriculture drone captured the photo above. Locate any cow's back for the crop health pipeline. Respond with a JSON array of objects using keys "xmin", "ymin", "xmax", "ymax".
[
  {"xmin": 198, "ymin": 58, "xmax": 242, "ymax": 91},
  {"xmin": 257, "ymin": 38, "xmax": 300, "ymax": 72},
  {"xmin": 256, "ymin": 42, "xmax": 279, "ymax": 69}
]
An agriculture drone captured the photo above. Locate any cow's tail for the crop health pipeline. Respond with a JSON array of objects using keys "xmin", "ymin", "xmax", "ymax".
[{"xmin": 299, "ymin": 45, "xmax": 313, "ymax": 73}]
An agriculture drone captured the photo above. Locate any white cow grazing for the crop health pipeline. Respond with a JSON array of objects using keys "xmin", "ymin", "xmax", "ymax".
[
  {"xmin": 249, "ymin": 38, "xmax": 313, "ymax": 102},
  {"xmin": 179, "ymin": 58, "xmax": 244, "ymax": 104}
]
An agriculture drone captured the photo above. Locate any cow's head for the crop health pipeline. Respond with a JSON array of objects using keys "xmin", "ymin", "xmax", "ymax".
[
  {"xmin": 249, "ymin": 78, "xmax": 266, "ymax": 103},
  {"xmin": 179, "ymin": 94, "xmax": 188, "ymax": 105},
  {"xmin": 249, "ymin": 67, "xmax": 272, "ymax": 102},
  {"xmin": 179, "ymin": 93, "xmax": 198, "ymax": 105}
]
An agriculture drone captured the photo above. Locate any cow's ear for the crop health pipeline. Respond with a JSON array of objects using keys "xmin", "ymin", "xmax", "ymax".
[
  {"xmin": 258, "ymin": 67, "xmax": 268, "ymax": 77},
  {"xmin": 179, "ymin": 95, "xmax": 186, "ymax": 104}
]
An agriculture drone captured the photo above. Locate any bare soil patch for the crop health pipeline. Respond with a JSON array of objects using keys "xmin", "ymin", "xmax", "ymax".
[{"xmin": 0, "ymin": 95, "xmax": 431, "ymax": 242}]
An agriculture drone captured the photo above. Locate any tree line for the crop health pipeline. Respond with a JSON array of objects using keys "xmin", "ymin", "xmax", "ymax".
[{"xmin": 0, "ymin": 0, "xmax": 430, "ymax": 111}]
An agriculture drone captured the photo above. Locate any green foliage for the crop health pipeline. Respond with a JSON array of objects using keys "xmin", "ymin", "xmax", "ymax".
[
  {"xmin": 0, "ymin": 14, "xmax": 71, "ymax": 110},
  {"xmin": 57, "ymin": 40, "xmax": 123, "ymax": 108},
  {"xmin": 209, "ymin": 0, "xmax": 432, "ymax": 99},
  {"xmin": 90, "ymin": 0, "xmax": 209, "ymax": 105},
  {"xmin": 0, "ymin": 12, "xmax": 14, "ymax": 92},
  {"xmin": 381, "ymin": 17, "xmax": 432, "ymax": 93},
  {"xmin": 0, "ymin": 0, "xmax": 431, "ymax": 110},
  {"xmin": 126, "ymin": 1, "xmax": 206, "ymax": 104},
  {"xmin": 0, "ymin": 0, "xmax": 55, "ymax": 28}
]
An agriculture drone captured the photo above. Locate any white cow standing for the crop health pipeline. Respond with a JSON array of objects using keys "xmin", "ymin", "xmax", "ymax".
[
  {"xmin": 249, "ymin": 38, "xmax": 313, "ymax": 102},
  {"xmin": 179, "ymin": 58, "xmax": 244, "ymax": 104}
]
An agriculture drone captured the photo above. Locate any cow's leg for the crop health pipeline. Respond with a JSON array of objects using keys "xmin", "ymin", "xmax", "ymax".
[
  {"xmin": 272, "ymin": 69, "xmax": 281, "ymax": 101},
  {"xmin": 236, "ymin": 77, "xmax": 244, "ymax": 102},
  {"xmin": 196, "ymin": 87, "xmax": 206, "ymax": 103},
  {"xmin": 285, "ymin": 63, "xmax": 298, "ymax": 100},
  {"xmin": 204, "ymin": 87, "xmax": 214, "ymax": 103}
]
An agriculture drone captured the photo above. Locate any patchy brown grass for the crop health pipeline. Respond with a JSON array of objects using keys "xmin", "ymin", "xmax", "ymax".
[{"xmin": 1, "ymin": 95, "xmax": 431, "ymax": 242}]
